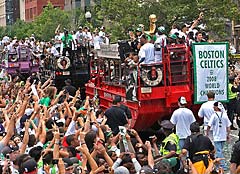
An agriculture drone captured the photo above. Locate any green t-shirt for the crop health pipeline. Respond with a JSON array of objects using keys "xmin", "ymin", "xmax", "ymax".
[
  {"xmin": 61, "ymin": 34, "xmax": 73, "ymax": 48},
  {"xmin": 147, "ymin": 34, "xmax": 157, "ymax": 42},
  {"xmin": 39, "ymin": 97, "xmax": 51, "ymax": 107},
  {"xmin": 77, "ymin": 106, "xmax": 85, "ymax": 112}
]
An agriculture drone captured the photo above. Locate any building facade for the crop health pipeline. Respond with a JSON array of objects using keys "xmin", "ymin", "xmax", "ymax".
[
  {"xmin": 64, "ymin": 0, "xmax": 81, "ymax": 11},
  {"xmin": 20, "ymin": 0, "xmax": 25, "ymax": 21},
  {"xmin": 0, "ymin": 0, "xmax": 6, "ymax": 26},
  {"xmin": 0, "ymin": 0, "xmax": 20, "ymax": 26},
  {"xmin": 64, "ymin": 0, "xmax": 96, "ymax": 11},
  {"xmin": 25, "ymin": 0, "xmax": 65, "ymax": 22}
]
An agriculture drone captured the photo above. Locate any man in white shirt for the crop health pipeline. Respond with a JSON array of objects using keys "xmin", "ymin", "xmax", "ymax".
[
  {"xmin": 154, "ymin": 26, "xmax": 167, "ymax": 62},
  {"xmin": 198, "ymin": 91, "xmax": 216, "ymax": 139},
  {"xmin": 207, "ymin": 101, "xmax": 231, "ymax": 171},
  {"xmin": 83, "ymin": 27, "xmax": 92, "ymax": 47},
  {"xmin": 170, "ymin": 96, "xmax": 196, "ymax": 149},
  {"xmin": 138, "ymin": 34, "xmax": 155, "ymax": 64},
  {"xmin": 48, "ymin": 42, "xmax": 59, "ymax": 57},
  {"xmin": 93, "ymin": 30, "xmax": 101, "ymax": 50},
  {"xmin": 99, "ymin": 26, "xmax": 106, "ymax": 44}
]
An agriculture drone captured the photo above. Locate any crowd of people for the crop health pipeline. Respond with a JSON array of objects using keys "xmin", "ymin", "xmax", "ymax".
[
  {"xmin": 0, "ymin": 74, "xmax": 239, "ymax": 174},
  {"xmin": 0, "ymin": 24, "xmax": 109, "ymax": 78}
]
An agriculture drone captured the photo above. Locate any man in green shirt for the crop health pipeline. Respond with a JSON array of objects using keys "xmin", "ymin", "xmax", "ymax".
[{"xmin": 62, "ymin": 29, "xmax": 73, "ymax": 59}]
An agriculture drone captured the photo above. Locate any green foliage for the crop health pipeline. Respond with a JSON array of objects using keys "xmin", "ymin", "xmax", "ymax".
[
  {"xmin": 3, "ymin": 3, "xmax": 73, "ymax": 40},
  {"xmin": 31, "ymin": 3, "xmax": 71, "ymax": 40},
  {"xmin": 0, "ymin": 0, "xmax": 240, "ymax": 41},
  {"xmin": 92, "ymin": 0, "xmax": 240, "ymax": 41}
]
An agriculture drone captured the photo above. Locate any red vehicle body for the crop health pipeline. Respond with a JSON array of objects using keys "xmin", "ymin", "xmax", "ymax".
[{"xmin": 86, "ymin": 43, "xmax": 198, "ymax": 130}]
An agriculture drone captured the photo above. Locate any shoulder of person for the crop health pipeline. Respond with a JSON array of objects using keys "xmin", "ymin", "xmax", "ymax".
[{"xmin": 120, "ymin": 104, "xmax": 127, "ymax": 109}]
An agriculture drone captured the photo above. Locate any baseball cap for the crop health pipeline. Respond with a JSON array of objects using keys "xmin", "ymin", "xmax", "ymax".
[
  {"xmin": 213, "ymin": 101, "xmax": 225, "ymax": 112},
  {"xmin": 63, "ymin": 158, "xmax": 74, "ymax": 168},
  {"xmin": 178, "ymin": 96, "xmax": 187, "ymax": 105},
  {"xmin": 1, "ymin": 145, "xmax": 19, "ymax": 157},
  {"xmin": 190, "ymin": 122, "xmax": 200, "ymax": 133},
  {"xmin": 169, "ymin": 34, "xmax": 177, "ymax": 40},
  {"xmin": 136, "ymin": 28, "xmax": 142, "ymax": 32},
  {"xmin": 114, "ymin": 166, "xmax": 130, "ymax": 174},
  {"xmin": 21, "ymin": 158, "xmax": 38, "ymax": 173},
  {"xmin": 114, "ymin": 95, "xmax": 122, "ymax": 103},
  {"xmin": 158, "ymin": 26, "xmax": 165, "ymax": 33},
  {"xmin": 162, "ymin": 157, "xmax": 178, "ymax": 167},
  {"xmin": 105, "ymin": 131, "xmax": 113, "ymax": 138},
  {"xmin": 160, "ymin": 120, "xmax": 174, "ymax": 130},
  {"xmin": 70, "ymin": 157, "xmax": 79, "ymax": 164},
  {"xmin": 140, "ymin": 165, "xmax": 154, "ymax": 174}
]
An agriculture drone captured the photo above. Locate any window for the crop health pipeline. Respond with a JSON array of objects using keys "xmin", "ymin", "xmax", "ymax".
[
  {"xmin": 26, "ymin": 9, "xmax": 29, "ymax": 20},
  {"xmin": 33, "ymin": 7, "xmax": 36, "ymax": 17},
  {"xmin": 30, "ymin": 8, "xmax": 32, "ymax": 19},
  {"xmin": 85, "ymin": 0, "xmax": 90, "ymax": 6}
]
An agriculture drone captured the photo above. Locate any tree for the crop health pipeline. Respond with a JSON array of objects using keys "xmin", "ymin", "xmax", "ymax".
[
  {"xmin": 93, "ymin": 0, "xmax": 240, "ymax": 41},
  {"xmin": 0, "ymin": 0, "xmax": 239, "ymax": 42},
  {"xmin": 11, "ymin": 20, "xmax": 33, "ymax": 39},
  {"xmin": 93, "ymin": 0, "xmax": 144, "ymax": 41},
  {"xmin": 32, "ymin": 3, "xmax": 71, "ymax": 40}
]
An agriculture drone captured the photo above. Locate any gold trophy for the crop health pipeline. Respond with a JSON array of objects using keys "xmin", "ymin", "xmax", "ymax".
[{"xmin": 146, "ymin": 14, "xmax": 157, "ymax": 35}]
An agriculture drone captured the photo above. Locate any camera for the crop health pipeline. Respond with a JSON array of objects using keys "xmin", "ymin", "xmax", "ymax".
[{"xmin": 5, "ymin": 154, "xmax": 10, "ymax": 160}]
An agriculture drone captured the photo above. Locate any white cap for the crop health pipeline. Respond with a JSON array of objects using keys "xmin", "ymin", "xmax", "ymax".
[
  {"xmin": 214, "ymin": 102, "xmax": 226, "ymax": 112},
  {"xmin": 178, "ymin": 96, "xmax": 187, "ymax": 105}
]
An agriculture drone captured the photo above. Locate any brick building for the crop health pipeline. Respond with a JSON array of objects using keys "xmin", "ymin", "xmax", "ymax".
[{"xmin": 25, "ymin": 0, "xmax": 65, "ymax": 22}]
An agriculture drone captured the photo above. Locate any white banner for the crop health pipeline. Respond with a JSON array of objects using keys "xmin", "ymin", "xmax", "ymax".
[{"xmin": 193, "ymin": 43, "xmax": 228, "ymax": 103}]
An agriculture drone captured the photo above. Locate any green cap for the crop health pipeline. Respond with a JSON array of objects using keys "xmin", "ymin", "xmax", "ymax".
[
  {"xmin": 169, "ymin": 34, "xmax": 177, "ymax": 40},
  {"xmin": 162, "ymin": 157, "xmax": 178, "ymax": 167},
  {"xmin": 105, "ymin": 131, "xmax": 113, "ymax": 138},
  {"xmin": 136, "ymin": 28, "xmax": 142, "ymax": 32},
  {"xmin": 158, "ymin": 26, "xmax": 165, "ymax": 33}
]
